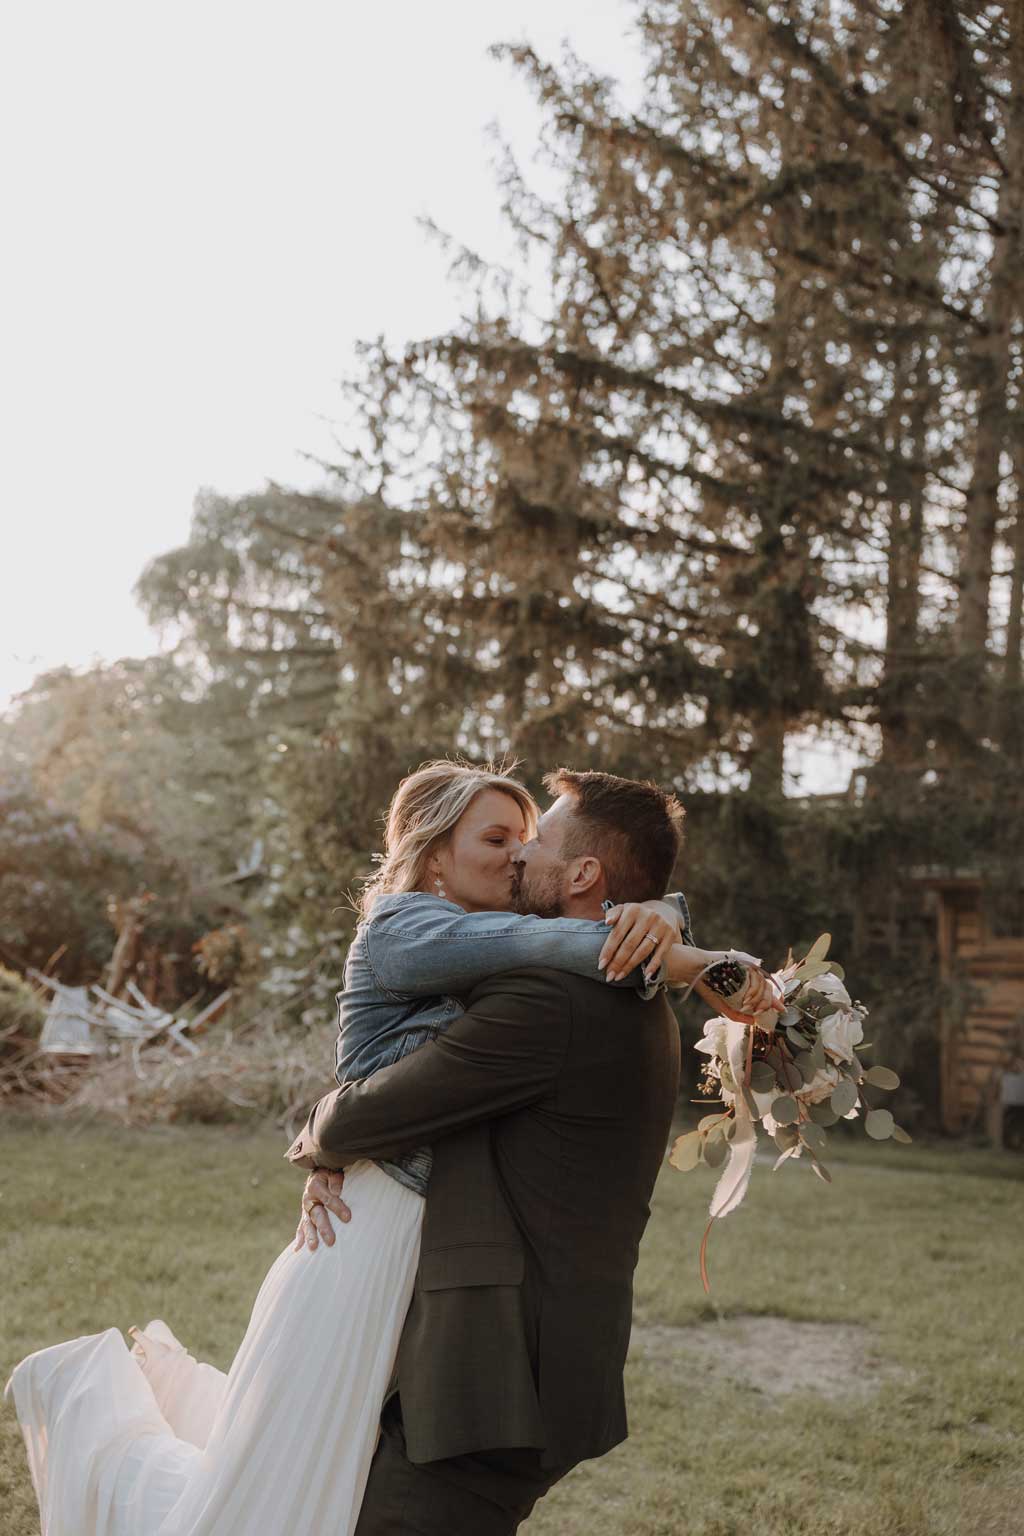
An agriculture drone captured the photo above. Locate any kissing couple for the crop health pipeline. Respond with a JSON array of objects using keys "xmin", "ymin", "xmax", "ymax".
[{"xmin": 8, "ymin": 760, "xmax": 773, "ymax": 1535}]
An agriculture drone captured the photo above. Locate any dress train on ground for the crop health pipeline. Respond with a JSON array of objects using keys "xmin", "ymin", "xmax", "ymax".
[{"xmin": 6, "ymin": 1161, "xmax": 423, "ymax": 1536}]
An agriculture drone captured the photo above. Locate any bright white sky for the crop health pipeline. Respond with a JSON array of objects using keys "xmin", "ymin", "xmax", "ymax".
[
  {"xmin": 1, "ymin": 2, "xmax": 642, "ymax": 693},
  {"xmin": 0, "ymin": 0, "xmax": 860, "ymax": 792}
]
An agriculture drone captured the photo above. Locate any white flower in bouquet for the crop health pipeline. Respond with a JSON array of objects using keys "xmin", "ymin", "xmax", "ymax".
[
  {"xmin": 695, "ymin": 1020, "xmax": 741, "ymax": 1097},
  {"xmin": 803, "ymin": 971, "xmax": 852, "ymax": 1008},
  {"xmin": 819, "ymin": 1007, "xmax": 865, "ymax": 1064},
  {"xmin": 694, "ymin": 1018, "xmax": 729, "ymax": 1062},
  {"xmin": 800, "ymin": 1064, "xmax": 842, "ymax": 1103},
  {"xmin": 762, "ymin": 1068, "xmax": 840, "ymax": 1139}
]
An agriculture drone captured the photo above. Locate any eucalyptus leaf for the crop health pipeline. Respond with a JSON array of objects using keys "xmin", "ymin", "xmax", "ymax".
[
  {"xmin": 891, "ymin": 1124, "xmax": 914, "ymax": 1144},
  {"xmin": 794, "ymin": 1052, "xmax": 818, "ymax": 1085},
  {"xmin": 668, "ymin": 1131, "xmax": 702, "ymax": 1171},
  {"xmin": 749, "ymin": 1061, "xmax": 777, "ymax": 1093},
  {"xmin": 781, "ymin": 1007, "xmax": 803, "ymax": 1029},
  {"xmin": 771, "ymin": 1095, "xmax": 800, "ymax": 1126},
  {"xmin": 774, "ymin": 1065, "xmax": 802, "ymax": 1100},
  {"xmin": 773, "ymin": 1123, "xmax": 800, "ymax": 1150},
  {"xmin": 794, "ymin": 959, "xmax": 830, "ymax": 980},
  {"xmin": 800, "ymin": 1123, "xmax": 827, "ymax": 1153},
  {"xmin": 808, "ymin": 1037, "xmax": 828, "ymax": 1071},
  {"xmin": 807, "ymin": 1101, "xmax": 839, "ymax": 1126},
  {"xmin": 703, "ymin": 1132, "xmax": 728, "ymax": 1168},
  {"xmin": 826, "ymin": 962, "xmax": 845, "ymax": 980},
  {"xmin": 809, "ymin": 1156, "xmax": 833, "ymax": 1184},
  {"xmin": 786, "ymin": 1025, "xmax": 807, "ymax": 1050},
  {"xmin": 865, "ymin": 1108, "xmax": 895, "ymax": 1140},
  {"xmin": 830, "ymin": 1079, "xmax": 858, "ymax": 1116},
  {"xmin": 741, "ymin": 1086, "xmax": 761, "ymax": 1119},
  {"xmin": 864, "ymin": 1065, "xmax": 900, "ymax": 1090},
  {"xmin": 699, "ymin": 1112, "xmax": 730, "ymax": 1132},
  {"xmin": 806, "ymin": 933, "xmax": 832, "ymax": 962},
  {"xmin": 773, "ymin": 1145, "xmax": 801, "ymax": 1171}
]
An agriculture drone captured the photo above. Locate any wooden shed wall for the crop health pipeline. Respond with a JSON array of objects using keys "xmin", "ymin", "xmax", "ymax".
[{"xmin": 926, "ymin": 880, "xmax": 1024, "ymax": 1135}]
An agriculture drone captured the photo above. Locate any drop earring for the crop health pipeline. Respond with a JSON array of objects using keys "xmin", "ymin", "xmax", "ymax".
[{"xmin": 434, "ymin": 872, "xmax": 447, "ymax": 901}]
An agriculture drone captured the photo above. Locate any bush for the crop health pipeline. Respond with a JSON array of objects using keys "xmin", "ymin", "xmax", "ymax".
[
  {"xmin": 60, "ymin": 1013, "xmax": 337, "ymax": 1134},
  {"xmin": 0, "ymin": 967, "xmax": 46, "ymax": 1043}
]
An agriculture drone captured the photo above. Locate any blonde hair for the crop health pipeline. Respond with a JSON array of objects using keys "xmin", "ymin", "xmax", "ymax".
[{"xmin": 358, "ymin": 758, "xmax": 538, "ymax": 919}]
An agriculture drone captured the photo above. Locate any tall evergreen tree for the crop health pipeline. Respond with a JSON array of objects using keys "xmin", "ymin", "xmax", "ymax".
[{"xmin": 135, "ymin": 0, "xmax": 1023, "ymax": 988}]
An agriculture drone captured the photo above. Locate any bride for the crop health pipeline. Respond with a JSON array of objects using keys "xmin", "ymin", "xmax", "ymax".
[{"xmin": 7, "ymin": 759, "xmax": 771, "ymax": 1536}]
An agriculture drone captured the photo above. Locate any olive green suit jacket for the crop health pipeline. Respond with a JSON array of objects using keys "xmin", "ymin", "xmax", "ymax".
[{"xmin": 286, "ymin": 967, "xmax": 680, "ymax": 1471}]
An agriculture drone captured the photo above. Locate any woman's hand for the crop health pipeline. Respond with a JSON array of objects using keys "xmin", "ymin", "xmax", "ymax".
[
  {"xmin": 694, "ymin": 952, "xmax": 783, "ymax": 1019},
  {"xmin": 599, "ymin": 901, "xmax": 679, "ymax": 982},
  {"xmin": 663, "ymin": 945, "xmax": 781, "ymax": 1017},
  {"xmin": 727, "ymin": 962, "xmax": 782, "ymax": 1018},
  {"xmin": 293, "ymin": 1167, "xmax": 351, "ymax": 1253}
]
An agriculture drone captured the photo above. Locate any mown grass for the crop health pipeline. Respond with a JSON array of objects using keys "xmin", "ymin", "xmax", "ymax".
[{"xmin": 1, "ymin": 1113, "xmax": 1022, "ymax": 1536}]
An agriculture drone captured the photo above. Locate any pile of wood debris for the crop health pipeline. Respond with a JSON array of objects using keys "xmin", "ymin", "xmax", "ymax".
[{"xmin": 0, "ymin": 973, "xmax": 231, "ymax": 1108}]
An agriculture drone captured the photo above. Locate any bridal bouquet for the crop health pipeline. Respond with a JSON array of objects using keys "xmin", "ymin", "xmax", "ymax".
[{"xmin": 669, "ymin": 934, "xmax": 910, "ymax": 1291}]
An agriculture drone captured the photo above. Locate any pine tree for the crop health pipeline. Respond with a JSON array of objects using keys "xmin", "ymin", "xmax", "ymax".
[
  {"xmin": 321, "ymin": 0, "xmax": 983, "ymax": 796},
  {"xmin": 133, "ymin": 0, "xmax": 1023, "ymax": 987}
]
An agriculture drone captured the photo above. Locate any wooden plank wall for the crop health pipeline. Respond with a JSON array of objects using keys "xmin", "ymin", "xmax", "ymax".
[
  {"xmin": 950, "ymin": 939, "xmax": 1024, "ymax": 1134},
  {"xmin": 934, "ymin": 884, "xmax": 1024, "ymax": 1134}
]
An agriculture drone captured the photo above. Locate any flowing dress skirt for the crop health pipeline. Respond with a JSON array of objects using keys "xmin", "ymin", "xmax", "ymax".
[{"xmin": 6, "ymin": 1161, "xmax": 423, "ymax": 1536}]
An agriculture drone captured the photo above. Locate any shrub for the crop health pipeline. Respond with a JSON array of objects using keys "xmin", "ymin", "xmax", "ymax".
[
  {"xmin": 60, "ymin": 1013, "xmax": 337, "ymax": 1134},
  {"xmin": 0, "ymin": 966, "xmax": 46, "ymax": 1043}
]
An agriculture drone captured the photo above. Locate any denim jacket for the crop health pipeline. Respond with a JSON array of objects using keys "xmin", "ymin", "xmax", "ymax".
[{"xmin": 334, "ymin": 889, "xmax": 694, "ymax": 1195}]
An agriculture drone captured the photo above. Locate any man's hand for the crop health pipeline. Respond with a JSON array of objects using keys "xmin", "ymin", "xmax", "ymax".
[
  {"xmin": 599, "ymin": 901, "xmax": 679, "ymax": 982},
  {"xmin": 292, "ymin": 1167, "xmax": 351, "ymax": 1253}
]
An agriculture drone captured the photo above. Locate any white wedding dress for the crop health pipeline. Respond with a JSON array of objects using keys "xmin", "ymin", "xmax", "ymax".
[{"xmin": 6, "ymin": 1161, "xmax": 423, "ymax": 1536}]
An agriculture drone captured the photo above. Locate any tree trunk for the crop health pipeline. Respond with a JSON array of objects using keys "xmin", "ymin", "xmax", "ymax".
[
  {"xmin": 1001, "ymin": 481, "xmax": 1024, "ymax": 760},
  {"xmin": 880, "ymin": 347, "xmax": 928, "ymax": 770},
  {"xmin": 953, "ymin": 32, "xmax": 1023, "ymax": 728},
  {"xmin": 1005, "ymin": 493, "xmax": 1024, "ymax": 693},
  {"xmin": 747, "ymin": 706, "xmax": 786, "ymax": 799}
]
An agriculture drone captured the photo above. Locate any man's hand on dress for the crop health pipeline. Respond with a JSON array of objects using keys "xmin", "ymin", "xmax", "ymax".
[{"xmin": 292, "ymin": 1167, "xmax": 351, "ymax": 1253}]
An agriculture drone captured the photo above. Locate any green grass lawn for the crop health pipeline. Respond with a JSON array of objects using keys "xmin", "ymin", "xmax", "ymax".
[{"xmin": 2, "ymin": 1114, "xmax": 1022, "ymax": 1536}]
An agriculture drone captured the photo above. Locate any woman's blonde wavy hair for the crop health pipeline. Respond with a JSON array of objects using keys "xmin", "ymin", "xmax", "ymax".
[{"xmin": 358, "ymin": 758, "xmax": 538, "ymax": 920}]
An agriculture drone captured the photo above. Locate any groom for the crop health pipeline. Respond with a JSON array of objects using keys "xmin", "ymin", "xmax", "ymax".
[{"xmin": 286, "ymin": 769, "xmax": 684, "ymax": 1533}]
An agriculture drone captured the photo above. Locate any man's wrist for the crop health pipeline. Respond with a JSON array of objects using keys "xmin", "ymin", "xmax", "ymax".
[{"xmin": 642, "ymin": 898, "xmax": 686, "ymax": 932}]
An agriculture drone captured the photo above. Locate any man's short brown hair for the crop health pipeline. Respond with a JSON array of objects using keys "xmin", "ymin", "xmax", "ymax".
[{"xmin": 543, "ymin": 768, "xmax": 685, "ymax": 904}]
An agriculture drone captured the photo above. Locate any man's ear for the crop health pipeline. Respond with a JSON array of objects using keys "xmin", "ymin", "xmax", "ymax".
[{"xmin": 570, "ymin": 856, "xmax": 604, "ymax": 897}]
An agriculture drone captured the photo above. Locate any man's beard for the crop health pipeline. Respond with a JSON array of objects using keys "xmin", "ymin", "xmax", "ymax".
[{"xmin": 511, "ymin": 862, "xmax": 566, "ymax": 920}]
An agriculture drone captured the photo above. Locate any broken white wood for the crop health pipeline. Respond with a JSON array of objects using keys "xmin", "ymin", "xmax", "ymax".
[
  {"xmin": 37, "ymin": 985, "xmax": 102, "ymax": 1055},
  {"xmin": 25, "ymin": 969, "xmax": 231, "ymax": 1062}
]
